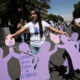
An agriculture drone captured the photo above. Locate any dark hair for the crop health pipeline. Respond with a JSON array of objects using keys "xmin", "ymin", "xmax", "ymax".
[
  {"xmin": 31, "ymin": 10, "xmax": 43, "ymax": 39},
  {"xmin": 71, "ymin": 20, "xmax": 75, "ymax": 25}
]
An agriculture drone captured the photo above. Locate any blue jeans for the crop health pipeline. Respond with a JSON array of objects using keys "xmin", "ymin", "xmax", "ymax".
[
  {"xmin": 21, "ymin": 34, "xmax": 25, "ymax": 42},
  {"xmin": 30, "ymin": 46, "xmax": 40, "ymax": 55}
]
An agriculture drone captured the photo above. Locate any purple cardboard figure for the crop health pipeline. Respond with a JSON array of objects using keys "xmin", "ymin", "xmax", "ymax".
[
  {"xmin": 0, "ymin": 40, "xmax": 14, "ymax": 80},
  {"xmin": 8, "ymin": 42, "xmax": 38, "ymax": 80},
  {"xmin": 57, "ymin": 35, "xmax": 80, "ymax": 73},
  {"xmin": 63, "ymin": 33, "xmax": 80, "ymax": 74},
  {"xmin": 35, "ymin": 41, "xmax": 58, "ymax": 80},
  {"xmin": 0, "ymin": 37, "xmax": 16, "ymax": 80},
  {"xmin": 71, "ymin": 32, "xmax": 80, "ymax": 51},
  {"xmin": 5, "ymin": 35, "xmax": 38, "ymax": 80},
  {"xmin": 0, "ymin": 48, "xmax": 12, "ymax": 80}
]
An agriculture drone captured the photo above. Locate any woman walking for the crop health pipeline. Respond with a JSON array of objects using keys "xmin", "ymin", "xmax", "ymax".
[{"xmin": 9, "ymin": 10, "xmax": 69, "ymax": 54}]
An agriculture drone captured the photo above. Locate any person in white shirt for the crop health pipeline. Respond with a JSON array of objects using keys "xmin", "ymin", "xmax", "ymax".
[
  {"xmin": 49, "ymin": 20, "xmax": 55, "ymax": 27},
  {"xmin": 74, "ymin": 18, "xmax": 80, "ymax": 39},
  {"xmin": 17, "ymin": 18, "xmax": 25, "ymax": 42},
  {"xmin": 9, "ymin": 10, "xmax": 69, "ymax": 54}
]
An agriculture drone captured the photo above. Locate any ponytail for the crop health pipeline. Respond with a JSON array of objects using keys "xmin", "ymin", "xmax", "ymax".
[
  {"xmin": 35, "ymin": 10, "xmax": 43, "ymax": 39},
  {"xmin": 38, "ymin": 16, "xmax": 43, "ymax": 38}
]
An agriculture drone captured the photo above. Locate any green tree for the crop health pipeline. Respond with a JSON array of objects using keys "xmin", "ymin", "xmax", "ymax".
[
  {"xmin": 57, "ymin": 15, "xmax": 64, "ymax": 22},
  {"xmin": 73, "ymin": 1, "xmax": 80, "ymax": 18},
  {"xmin": 40, "ymin": 0, "xmax": 50, "ymax": 9},
  {"xmin": 45, "ymin": 14, "xmax": 64, "ymax": 22},
  {"xmin": 0, "ymin": 0, "xmax": 50, "ymax": 21}
]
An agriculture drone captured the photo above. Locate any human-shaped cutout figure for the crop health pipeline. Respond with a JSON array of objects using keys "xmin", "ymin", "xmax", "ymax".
[
  {"xmin": 35, "ymin": 41, "xmax": 58, "ymax": 80},
  {"xmin": 57, "ymin": 35, "xmax": 80, "ymax": 72},
  {"xmin": 5, "ymin": 34, "xmax": 39, "ymax": 80},
  {"xmin": 63, "ymin": 33, "xmax": 80, "ymax": 74},
  {"xmin": 49, "ymin": 33, "xmax": 69, "ymax": 74},
  {"xmin": 71, "ymin": 32, "xmax": 80, "ymax": 51},
  {"xmin": 0, "ymin": 38, "xmax": 15, "ymax": 80},
  {"xmin": 0, "ymin": 48, "xmax": 12, "ymax": 80},
  {"xmin": 7, "ymin": 41, "xmax": 38, "ymax": 80}
]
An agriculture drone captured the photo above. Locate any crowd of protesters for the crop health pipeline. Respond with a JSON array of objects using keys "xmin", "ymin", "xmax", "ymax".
[{"xmin": 49, "ymin": 20, "xmax": 67, "ymax": 31}]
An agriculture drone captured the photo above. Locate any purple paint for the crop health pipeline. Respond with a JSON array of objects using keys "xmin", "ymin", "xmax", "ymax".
[
  {"xmin": 0, "ymin": 37, "xmax": 16, "ymax": 80},
  {"xmin": 63, "ymin": 58, "xmax": 69, "ymax": 74},
  {"xmin": 63, "ymin": 33, "xmax": 80, "ymax": 74},
  {"xmin": 5, "ymin": 36, "xmax": 38, "ymax": 80},
  {"xmin": 71, "ymin": 32, "xmax": 80, "ymax": 51},
  {"xmin": 58, "ymin": 35, "xmax": 80, "ymax": 71},
  {"xmin": 35, "ymin": 41, "xmax": 58, "ymax": 80},
  {"xmin": 0, "ymin": 48, "xmax": 11, "ymax": 80},
  {"xmin": 9, "ymin": 42, "xmax": 38, "ymax": 80}
]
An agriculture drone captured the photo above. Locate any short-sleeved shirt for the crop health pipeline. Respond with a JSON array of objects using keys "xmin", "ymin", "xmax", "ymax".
[
  {"xmin": 75, "ymin": 18, "xmax": 80, "ymax": 38},
  {"xmin": 24, "ymin": 21, "xmax": 50, "ymax": 47},
  {"xmin": 75, "ymin": 18, "xmax": 80, "ymax": 23},
  {"xmin": 49, "ymin": 21, "xmax": 55, "ymax": 27}
]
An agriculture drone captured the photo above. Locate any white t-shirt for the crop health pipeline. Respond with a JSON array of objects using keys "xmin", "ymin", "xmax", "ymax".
[
  {"xmin": 75, "ymin": 18, "xmax": 80, "ymax": 23},
  {"xmin": 75, "ymin": 18, "xmax": 80, "ymax": 36},
  {"xmin": 49, "ymin": 21, "xmax": 55, "ymax": 27},
  {"xmin": 24, "ymin": 21, "xmax": 50, "ymax": 47}
]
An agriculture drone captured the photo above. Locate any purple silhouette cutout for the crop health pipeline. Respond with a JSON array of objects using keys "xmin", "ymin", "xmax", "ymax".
[
  {"xmin": 71, "ymin": 32, "xmax": 79, "ymax": 41},
  {"xmin": 5, "ymin": 36, "xmax": 38, "ymax": 80},
  {"xmin": 11, "ymin": 41, "xmax": 58, "ymax": 80},
  {"xmin": 63, "ymin": 58, "xmax": 69, "ymax": 74},
  {"xmin": 0, "ymin": 38, "xmax": 16, "ymax": 80},
  {"xmin": 57, "ymin": 35, "xmax": 80, "ymax": 73},
  {"xmin": 35, "ymin": 41, "xmax": 58, "ymax": 80},
  {"xmin": 9, "ymin": 42, "xmax": 38, "ymax": 80},
  {"xmin": 71, "ymin": 32, "xmax": 80, "ymax": 51},
  {"xmin": 63, "ymin": 33, "xmax": 80, "ymax": 74},
  {"xmin": 0, "ymin": 48, "xmax": 12, "ymax": 80}
]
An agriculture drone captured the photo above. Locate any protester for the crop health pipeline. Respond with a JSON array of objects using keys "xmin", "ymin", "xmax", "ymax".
[
  {"xmin": 17, "ymin": 18, "xmax": 25, "ymax": 42},
  {"xmin": 9, "ymin": 10, "xmax": 69, "ymax": 54},
  {"xmin": 71, "ymin": 20, "xmax": 76, "ymax": 33},
  {"xmin": 74, "ymin": 18, "xmax": 80, "ymax": 39},
  {"xmin": 7, "ymin": 19, "xmax": 14, "ymax": 34}
]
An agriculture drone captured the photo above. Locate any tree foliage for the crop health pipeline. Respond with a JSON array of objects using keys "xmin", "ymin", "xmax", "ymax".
[
  {"xmin": 0, "ymin": 0, "xmax": 50, "ymax": 21},
  {"xmin": 73, "ymin": 1, "xmax": 80, "ymax": 18},
  {"xmin": 45, "ymin": 14, "xmax": 64, "ymax": 22}
]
